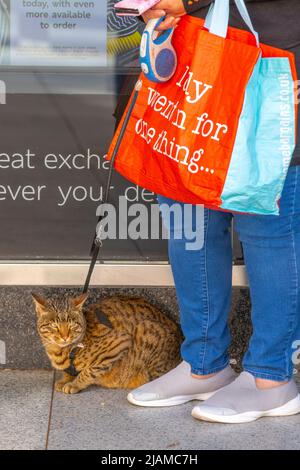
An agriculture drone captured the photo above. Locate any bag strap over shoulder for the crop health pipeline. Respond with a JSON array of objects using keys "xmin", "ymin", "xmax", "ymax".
[{"xmin": 205, "ymin": 0, "xmax": 260, "ymax": 47}]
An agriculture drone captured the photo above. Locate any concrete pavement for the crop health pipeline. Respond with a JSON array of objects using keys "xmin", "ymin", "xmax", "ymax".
[{"xmin": 1, "ymin": 369, "xmax": 300, "ymax": 450}]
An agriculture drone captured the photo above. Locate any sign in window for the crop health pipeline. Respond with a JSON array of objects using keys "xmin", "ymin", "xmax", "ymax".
[{"xmin": 0, "ymin": 1, "xmax": 143, "ymax": 67}]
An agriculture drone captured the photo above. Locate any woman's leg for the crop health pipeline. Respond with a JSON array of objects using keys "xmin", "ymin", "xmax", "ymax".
[
  {"xmin": 192, "ymin": 166, "xmax": 300, "ymax": 424},
  {"xmin": 127, "ymin": 196, "xmax": 237, "ymax": 407},
  {"xmin": 234, "ymin": 166, "xmax": 300, "ymax": 382},
  {"xmin": 157, "ymin": 195, "xmax": 233, "ymax": 375}
]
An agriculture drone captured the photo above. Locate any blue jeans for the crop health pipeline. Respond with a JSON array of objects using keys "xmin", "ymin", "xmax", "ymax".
[{"xmin": 157, "ymin": 166, "xmax": 300, "ymax": 381}]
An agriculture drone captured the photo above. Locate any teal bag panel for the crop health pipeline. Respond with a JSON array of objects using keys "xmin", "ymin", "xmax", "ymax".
[{"xmin": 220, "ymin": 57, "xmax": 296, "ymax": 215}]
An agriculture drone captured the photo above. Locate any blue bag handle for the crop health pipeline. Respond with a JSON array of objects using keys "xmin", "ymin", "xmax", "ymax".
[{"xmin": 205, "ymin": 0, "xmax": 260, "ymax": 47}]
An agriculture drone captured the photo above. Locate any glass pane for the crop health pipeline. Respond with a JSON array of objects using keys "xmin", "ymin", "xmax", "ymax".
[
  {"xmin": 0, "ymin": 1, "xmax": 169, "ymax": 261},
  {"xmin": 0, "ymin": 2, "xmax": 242, "ymax": 263}
]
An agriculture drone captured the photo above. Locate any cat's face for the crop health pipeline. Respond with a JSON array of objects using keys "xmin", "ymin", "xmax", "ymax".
[{"xmin": 32, "ymin": 293, "xmax": 88, "ymax": 348}]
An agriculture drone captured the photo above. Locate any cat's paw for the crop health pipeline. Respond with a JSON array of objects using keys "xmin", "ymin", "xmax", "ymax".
[
  {"xmin": 55, "ymin": 381, "xmax": 69, "ymax": 392},
  {"xmin": 62, "ymin": 382, "xmax": 80, "ymax": 394}
]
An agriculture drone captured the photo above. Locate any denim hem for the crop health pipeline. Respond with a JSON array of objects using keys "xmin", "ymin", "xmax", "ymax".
[
  {"xmin": 244, "ymin": 367, "xmax": 293, "ymax": 382},
  {"xmin": 190, "ymin": 360, "xmax": 230, "ymax": 376}
]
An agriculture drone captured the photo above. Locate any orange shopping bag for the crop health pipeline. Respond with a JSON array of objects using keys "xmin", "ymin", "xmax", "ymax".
[{"xmin": 107, "ymin": 0, "xmax": 297, "ymax": 215}]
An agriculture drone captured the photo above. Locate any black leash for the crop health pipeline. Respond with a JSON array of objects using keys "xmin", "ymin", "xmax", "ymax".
[
  {"xmin": 82, "ymin": 79, "xmax": 143, "ymax": 294},
  {"xmin": 64, "ymin": 347, "xmax": 80, "ymax": 377}
]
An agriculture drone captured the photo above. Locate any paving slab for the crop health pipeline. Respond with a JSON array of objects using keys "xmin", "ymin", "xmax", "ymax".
[
  {"xmin": 0, "ymin": 370, "xmax": 54, "ymax": 450},
  {"xmin": 47, "ymin": 381, "xmax": 300, "ymax": 450}
]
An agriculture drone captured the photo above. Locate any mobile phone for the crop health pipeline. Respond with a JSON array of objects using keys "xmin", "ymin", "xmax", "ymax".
[{"xmin": 114, "ymin": 0, "xmax": 161, "ymax": 17}]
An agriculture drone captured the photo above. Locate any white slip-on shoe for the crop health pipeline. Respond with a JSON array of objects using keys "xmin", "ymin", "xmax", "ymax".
[
  {"xmin": 192, "ymin": 371, "xmax": 300, "ymax": 424},
  {"xmin": 127, "ymin": 361, "xmax": 237, "ymax": 407}
]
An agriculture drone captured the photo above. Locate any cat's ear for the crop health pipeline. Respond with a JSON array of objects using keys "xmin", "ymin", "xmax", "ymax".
[
  {"xmin": 31, "ymin": 293, "xmax": 48, "ymax": 315},
  {"xmin": 71, "ymin": 293, "xmax": 88, "ymax": 309}
]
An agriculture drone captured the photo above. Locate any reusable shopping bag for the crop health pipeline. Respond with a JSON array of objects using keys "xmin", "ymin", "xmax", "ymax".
[{"xmin": 107, "ymin": 0, "xmax": 298, "ymax": 215}]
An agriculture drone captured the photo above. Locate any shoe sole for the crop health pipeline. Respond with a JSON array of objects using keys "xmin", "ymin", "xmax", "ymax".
[
  {"xmin": 127, "ymin": 390, "xmax": 217, "ymax": 408},
  {"xmin": 191, "ymin": 394, "xmax": 300, "ymax": 424}
]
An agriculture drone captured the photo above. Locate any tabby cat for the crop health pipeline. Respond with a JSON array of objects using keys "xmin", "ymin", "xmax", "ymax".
[{"xmin": 33, "ymin": 293, "xmax": 182, "ymax": 394}]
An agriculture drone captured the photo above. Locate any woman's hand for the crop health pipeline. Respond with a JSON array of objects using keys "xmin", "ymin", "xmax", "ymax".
[{"xmin": 142, "ymin": 0, "xmax": 186, "ymax": 31}]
